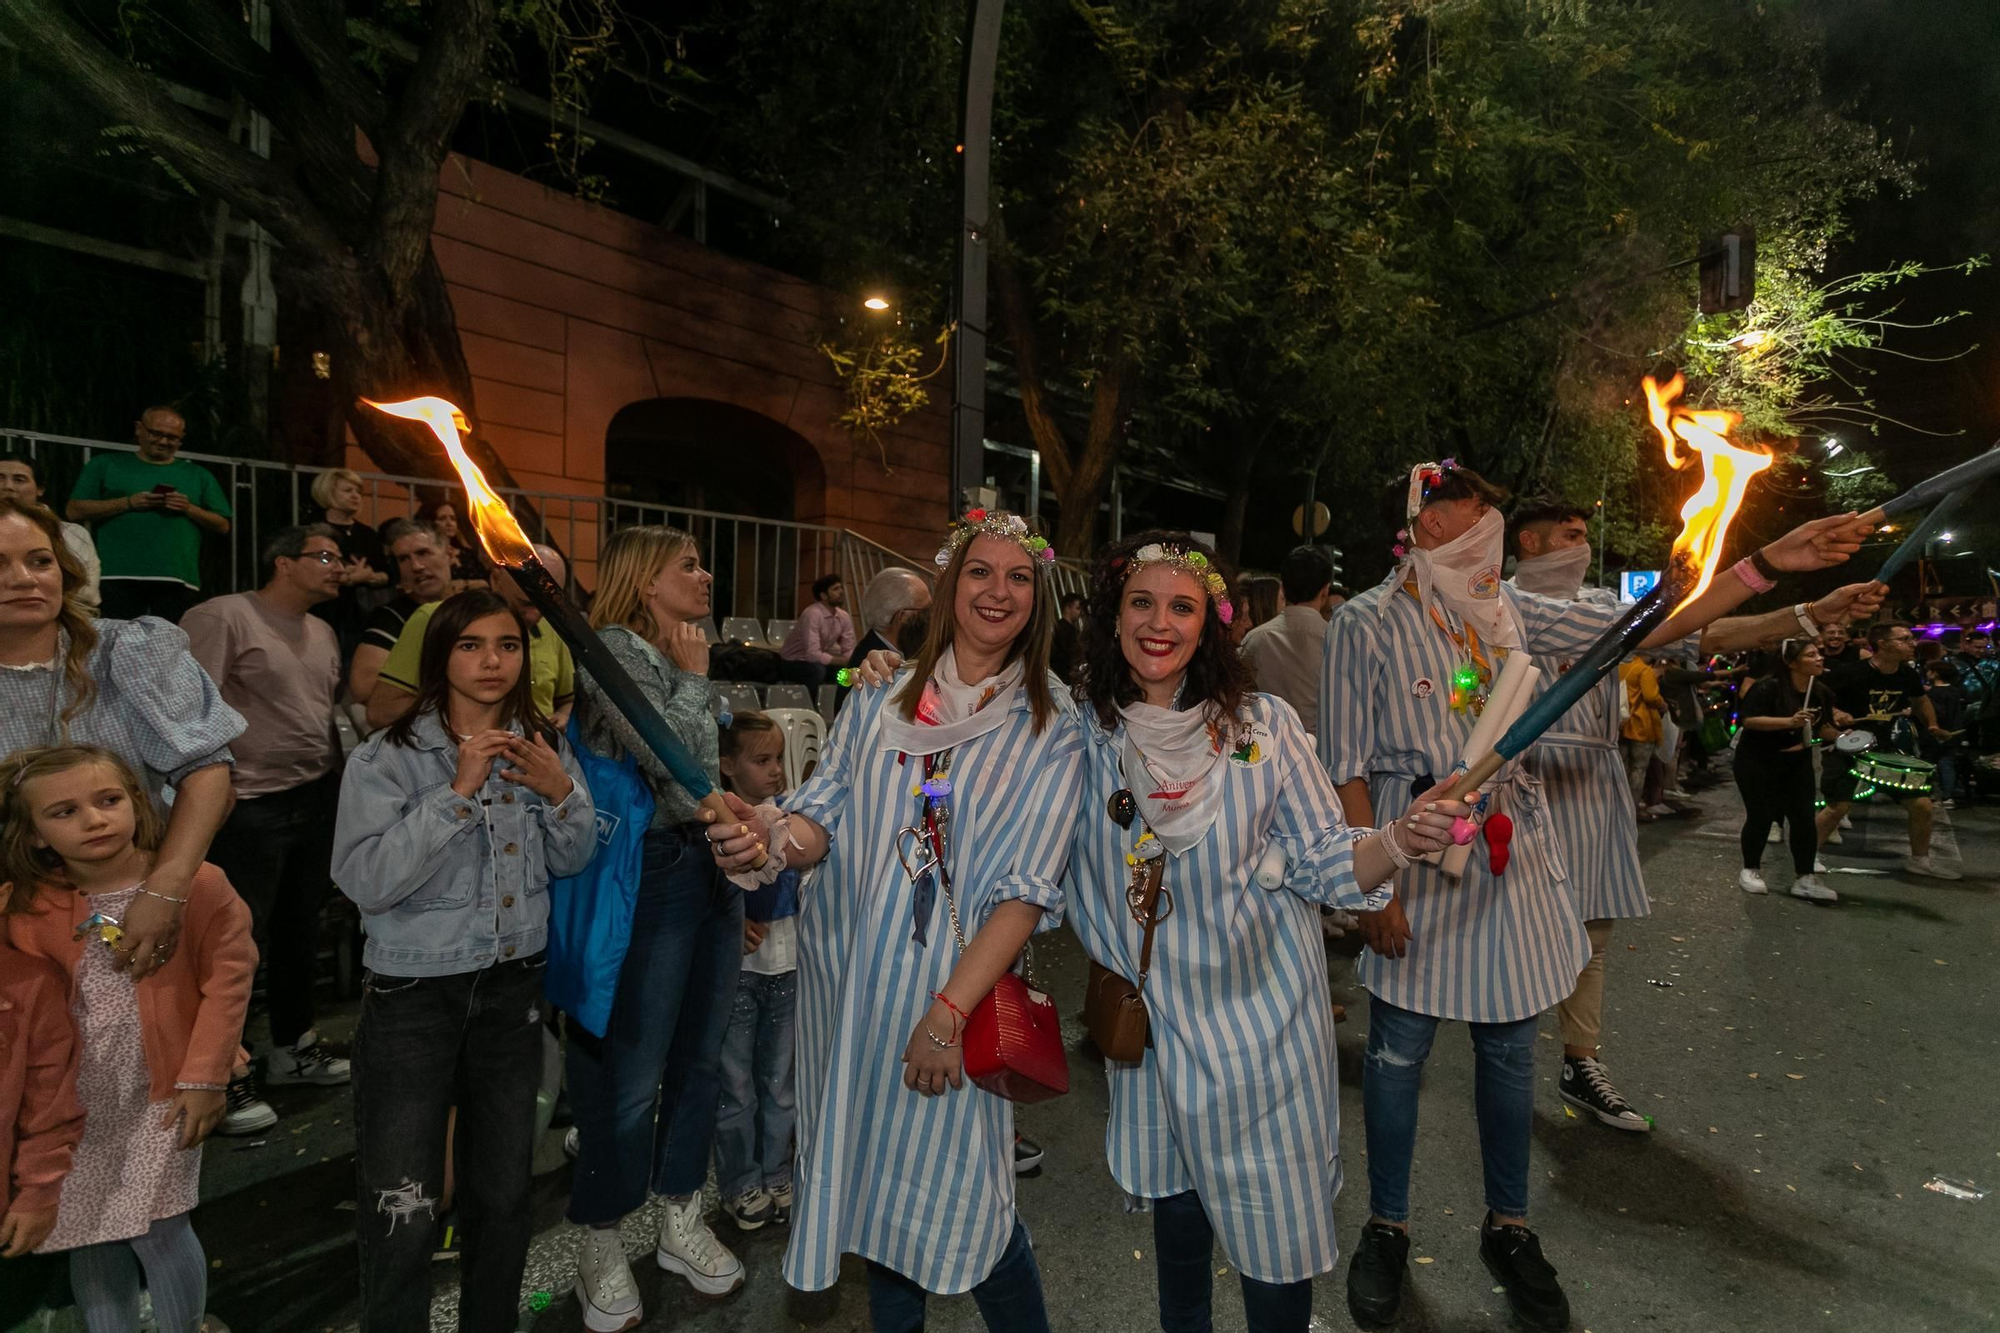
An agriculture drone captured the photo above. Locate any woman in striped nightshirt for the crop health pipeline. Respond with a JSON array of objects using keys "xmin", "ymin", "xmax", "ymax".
[
  {"xmin": 709, "ymin": 510, "xmax": 1081, "ymax": 1333},
  {"xmin": 1064, "ymin": 532, "xmax": 1471, "ymax": 1333}
]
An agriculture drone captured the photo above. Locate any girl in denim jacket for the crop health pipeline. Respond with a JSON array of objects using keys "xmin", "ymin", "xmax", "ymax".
[{"xmin": 333, "ymin": 589, "xmax": 595, "ymax": 1333}]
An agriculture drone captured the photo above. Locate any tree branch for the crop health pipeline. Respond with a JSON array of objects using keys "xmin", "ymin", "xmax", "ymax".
[
  {"xmin": 0, "ymin": 0, "xmax": 349, "ymax": 266},
  {"xmin": 363, "ymin": 0, "xmax": 497, "ymax": 298}
]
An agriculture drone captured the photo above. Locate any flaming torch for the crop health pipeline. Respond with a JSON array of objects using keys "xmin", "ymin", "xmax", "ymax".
[
  {"xmin": 1434, "ymin": 374, "xmax": 1771, "ymax": 804},
  {"xmin": 368, "ymin": 396, "xmax": 759, "ymax": 855}
]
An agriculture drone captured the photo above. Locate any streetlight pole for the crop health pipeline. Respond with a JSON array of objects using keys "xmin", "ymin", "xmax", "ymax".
[{"xmin": 951, "ymin": 0, "xmax": 1006, "ymax": 511}]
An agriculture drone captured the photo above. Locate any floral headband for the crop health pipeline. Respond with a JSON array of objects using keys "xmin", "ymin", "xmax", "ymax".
[
  {"xmin": 1393, "ymin": 457, "xmax": 1460, "ymax": 557},
  {"xmin": 934, "ymin": 507, "xmax": 1057, "ymax": 570},
  {"xmin": 1114, "ymin": 542, "xmax": 1235, "ymax": 626}
]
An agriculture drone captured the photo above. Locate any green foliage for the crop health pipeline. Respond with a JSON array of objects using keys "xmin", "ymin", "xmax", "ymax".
[{"xmin": 819, "ymin": 322, "xmax": 953, "ymax": 473}]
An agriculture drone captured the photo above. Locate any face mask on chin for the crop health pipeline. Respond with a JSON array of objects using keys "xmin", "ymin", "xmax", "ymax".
[{"xmin": 1512, "ymin": 543, "xmax": 1593, "ymax": 600}]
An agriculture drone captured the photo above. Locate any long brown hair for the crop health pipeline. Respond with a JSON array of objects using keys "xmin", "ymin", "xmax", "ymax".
[
  {"xmin": 0, "ymin": 745, "xmax": 164, "ymax": 916},
  {"xmin": 590, "ymin": 525, "xmax": 699, "ymax": 645},
  {"xmin": 892, "ymin": 519, "xmax": 1058, "ymax": 734},
  {"xmin": 0, "ymin": 497, "xmax": 98, "ymax": 726},
  {"xmin": 1076, "ymin": 530, "xmax": 1250, "ymax": 729},
  {"xmin": 385, "ymin": 590, "xmax": 547, "ymax": 746}
]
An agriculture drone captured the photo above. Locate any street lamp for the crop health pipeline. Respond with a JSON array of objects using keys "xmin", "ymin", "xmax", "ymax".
[{"xmin": 863, "ymin": 296, "xmax": 892, "ymax": 312}]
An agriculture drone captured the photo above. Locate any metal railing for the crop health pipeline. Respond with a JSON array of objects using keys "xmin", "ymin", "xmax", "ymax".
[{"xmin": 0, "ymin": 428, "xmax": 925, "ymax": 628}]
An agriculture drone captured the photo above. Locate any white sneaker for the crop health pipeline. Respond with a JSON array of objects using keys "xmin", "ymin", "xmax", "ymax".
[
  {"xmin": 1738, "ymin": 869, "xmax": 1769, "ymax": 895},
  {"xmin": 1827, "ymin": 827, "xmax": 1844, "ymax": 845},
  {"xmin": 217, "ymin": 1071, "xmax": 277, "ymax": 1136},
  {"xmin": 1813, "ymin": 858, "xmax": 1828, "ymax": 874},
  {"xmin": 1645, "ymin": 803, "xmax": 1676, "ymax": 818},
  {"xmin": 563, "ymin": 1126, "xmax": 580, "ymax": 1160},
  {"xmin": 1790, "ymin": 875, "xmax": 1838, "ymax": 903},
  {"xmin": 1767, "ymin": 826, "xmax": 1783, "ymax": 843},
  {"xmin": 574, "ymin": 1226, "xmax": 642, "ymax": 1332},
  {"xmin": 656, "ymin": 1194, "xmax": 745, "ymax": 1295},
  {"xmin": 1903, "ymin": 854, "xmax": 1963, "ymax": 881},
  {"xmin": 266, "ymin": 1032, "xmax": 351, "ymax": 1086},
  {"xmin": 1839, "ymin": 814, "xmax": 1853, "ymax": 829}
]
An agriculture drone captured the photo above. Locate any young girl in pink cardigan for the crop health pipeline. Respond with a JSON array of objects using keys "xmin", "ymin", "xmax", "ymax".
[{"xmin": 2, "ymin": 745, "xmax": 254, "ymax": 1333}]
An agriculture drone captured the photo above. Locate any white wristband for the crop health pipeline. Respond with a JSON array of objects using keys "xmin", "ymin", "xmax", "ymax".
[
  {"xmin": 1794, "ymin": 602, "xmax": 1823, "ymax": 639},
  {"xmin": 1375, "ymin": 822, "xmax": 1413, "ymax": 870}
]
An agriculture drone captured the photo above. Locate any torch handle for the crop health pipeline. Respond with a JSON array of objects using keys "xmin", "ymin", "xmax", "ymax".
[
  {"xmin": 1428, "ymin": 750, "xmax": 1507, "ymax": 808},
  {"xmin": 1874, "ymin": 488, "xmax": 1972, "ymax": 585}
]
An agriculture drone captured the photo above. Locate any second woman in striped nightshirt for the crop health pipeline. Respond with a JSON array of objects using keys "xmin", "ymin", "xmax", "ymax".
[
  {"xmin": 1064, "ymin": 531, "xmax": 1469, "ymax": 1333},
  {"xmin": 708, "ymin": 512, "xmax": 1082, "ymax": 1332}
]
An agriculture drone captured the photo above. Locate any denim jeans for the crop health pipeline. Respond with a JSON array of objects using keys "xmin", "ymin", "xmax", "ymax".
[
  {"xmin": 865, "ymin": 1217, "xmax": 1051, "ymax": 1333},
  {"xmin": 566, "ymin": 825, "xmax": 743, "ymax": 1224},
  {"xmin": 1363, "ymin": 995, "xmax": 1538, "ymax": 1224},
  {"xmin": 351, "ymin": 954, "xmax": 546, "ymax": 1333},
  {"xmin": 205, "ymin": 771, "xmax": 340, "ymax": 1048},
  {"xmin": 1152, "ymin": 1190, "xmax": 1311, "ymax": 1332},
  {"xmin": 714, "ymin": 968, "xmax": 797, "ymax": 1200}
]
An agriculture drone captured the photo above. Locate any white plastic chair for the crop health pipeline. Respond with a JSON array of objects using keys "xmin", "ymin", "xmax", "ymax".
[
  {"xmin": 695, "ymin": 616, "xmax": 721, "ymax": 644},
  {"xmin": 714, "ymin": 683, "xmax": 764, "ymax": 719},
  {"xmin": 764, "ymin": 707, "xmax": 827, "ymax": 790},
  {"xmin": 765, "ymin": 682, "xmax": 814, "ymax": 711},
  {"xmin": 721, "ymin": 617, "xmax": 768, "ymax": 648},
  {"xmin": 817, "ymin": 683, "xmax": 838, "ymax": 723},
  {"xmin": 765, "ymin": 617, "xmax": 796, "ymax": 648}
]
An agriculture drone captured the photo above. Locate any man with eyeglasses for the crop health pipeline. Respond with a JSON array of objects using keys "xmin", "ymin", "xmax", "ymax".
[
  {"xmin": 1818, "ymin": 621, "xmax": 1959, "ymax": 880},
  {"xmin": 66, "ymin": 405, "xmax": 232, "ymax": 624},
  {"xmin": 183, "ymin": 525, "xmax": 352, "ymax": 1133}
]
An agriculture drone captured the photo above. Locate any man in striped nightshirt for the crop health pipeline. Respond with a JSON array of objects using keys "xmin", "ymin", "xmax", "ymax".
[{"xmin": 1320, "ymin": 462, "xmax": 1874, "ymax": 1332}]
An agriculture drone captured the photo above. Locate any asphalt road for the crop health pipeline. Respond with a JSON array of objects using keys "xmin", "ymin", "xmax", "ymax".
[{"xmin": 9, "ymin": 766, "xmax": 1996, "ymax": 1333}]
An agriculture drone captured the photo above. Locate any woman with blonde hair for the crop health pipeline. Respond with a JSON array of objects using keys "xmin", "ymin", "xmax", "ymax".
[
  {"xmin": 308, "ymin": 467, "xmax": 389, "ymax": 654},
  {"xmin": 564, "ymin": 524, "xmax": 748, "ymax": 1332},
  {"xmin": 0, "ymin": 498, "xmax": 248, "ymax": 1112},
  {"xmin": 709, "ymin": 509, "xmax": 1082, "ymax": 1333}
]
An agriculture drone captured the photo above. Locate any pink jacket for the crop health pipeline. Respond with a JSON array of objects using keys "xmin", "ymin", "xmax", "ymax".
[
  {"xmin": 0, "ymin": 942, "xmax": 84, "ymax": 1216},
  {"xmin": 5, "ymin": 863, "xmax": 256, "ymax": 1103}
]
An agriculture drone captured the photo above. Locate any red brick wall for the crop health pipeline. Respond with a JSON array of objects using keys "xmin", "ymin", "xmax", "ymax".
[{"xmin": 354, "ymin": 153, "xmax": 951, "ymax": 583}]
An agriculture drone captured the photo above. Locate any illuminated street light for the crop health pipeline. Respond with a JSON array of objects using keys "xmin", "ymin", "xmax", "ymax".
[
  {"xmin": 1823, "ymin": 436, "xmax": 1844, "ymax": 458},
  {"xmin": 1941, "ymin": 532, "xmax": 1956, "ymax": 543},
  {"xmin": 863, "ymin": 296, "xmax": 892, "ymax": 311}
]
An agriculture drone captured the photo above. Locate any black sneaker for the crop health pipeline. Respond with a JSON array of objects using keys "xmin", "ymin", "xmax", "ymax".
[
  {"xmin": 1479, "ymin": 1216, "xmax": 1570, "ymax": 1332},
  {"xmin": 1559, "ymin": 1055, "xmax": 1651, "ymax": 1132},
  {"xmin": 217, "ymin": 1070, "xmax": 277, "ymax": 1136},
  {"xmin": 1345, "ymin": 1221, "xmax": 1410, "ymax": 1326},
  {"xmin": 1013, "ymin": 1133, "xmax": 1044, "ymax": 1175}
]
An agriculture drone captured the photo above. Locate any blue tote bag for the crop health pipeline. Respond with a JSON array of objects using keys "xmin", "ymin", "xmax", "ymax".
[{"xmin": 545, "ymin": 715, "xmax": 655, "ymax": 1037}]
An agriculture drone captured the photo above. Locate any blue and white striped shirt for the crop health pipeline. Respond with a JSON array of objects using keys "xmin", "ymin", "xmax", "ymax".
[
  {"xmin": 1318, "ymin": 572, "xmax": 1626, "ymax": 1022},
  {"xmin": 1067, "ymin": 694, "xmax": 1386, "ymax": 1284},
  {"xmin": 781, "ymin": 675, "xmax": 1084, "ymax": 1295},
  {"xmin": 1509, "ymin": 582, "xmax": 1652, "ymax": 923}
]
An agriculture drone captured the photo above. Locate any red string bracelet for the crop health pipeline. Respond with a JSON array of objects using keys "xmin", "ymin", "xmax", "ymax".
[{"xmin": 930, "ymin": 991, "xmax": 971, "ymax": 1029}]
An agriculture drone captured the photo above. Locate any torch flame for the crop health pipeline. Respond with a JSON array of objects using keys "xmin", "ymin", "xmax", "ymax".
[
  {"xmin": 1642, "ymin": 373, "xmax": 1772, "ymax": 610},
  {"xmin": 365, "ymin": 396, "xmax": 535, "ymax": 567}
]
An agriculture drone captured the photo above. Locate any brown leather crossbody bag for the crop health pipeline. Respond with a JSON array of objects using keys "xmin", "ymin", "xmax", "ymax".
[{"xmin": 1084, "ymin": 855, "xmax": 1165, "ymax": 1063}]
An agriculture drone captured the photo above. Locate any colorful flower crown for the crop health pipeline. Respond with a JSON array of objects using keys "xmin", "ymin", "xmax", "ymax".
[
  {"xmin": 934, "ymin": 507, "xmax": 1057, "ymax": 570},
  {"xmin": 1121, "ymin": 542, "xmax": 1234, "ymax": 626},
  {"xmin": 1404, "ymin": 457, "xmax": 1461, "ymax": 522}
]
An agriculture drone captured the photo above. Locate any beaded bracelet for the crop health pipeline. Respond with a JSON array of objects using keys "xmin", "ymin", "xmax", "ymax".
[{"xmin": 924, "ymin": 1025, "xmax": 960, "ymax": 1051}]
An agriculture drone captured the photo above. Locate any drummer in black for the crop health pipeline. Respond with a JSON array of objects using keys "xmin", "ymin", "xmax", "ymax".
[
  {"xmin": 1817, "ymin": 622, "xmax": 1958, "ymax": 880},
  {"xmin": 1735, "ymin": 640, "xmax": 1841, "ymax": 901}
]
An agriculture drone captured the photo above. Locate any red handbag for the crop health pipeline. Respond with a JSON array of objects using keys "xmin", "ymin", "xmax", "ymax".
[{"xmin": 939, "ymin": 875, "xmax": 1070, "ymax": 1104}]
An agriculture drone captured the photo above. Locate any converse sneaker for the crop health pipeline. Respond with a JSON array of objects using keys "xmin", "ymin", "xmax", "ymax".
[
  {"xmin": 1812, "ymin": 858, "xmax": 1827, "ymax": 873},
  {"xmin": 656, "ymin": 1194, "xmax": 745, "ymax": 1295},
  {"xmin": 267, "ymin": 1032, "xmax": 351, "ymax": 1086},
  {"xmin": 1790, "ymin": 875, "xmax": 1838, "ymax": 903},
  {"xmin": 217, "ymin": 1070, "xmax": 277, "ymax": 1136},
  {"xmin": 1559, "ymin": 1055, "xmax": 1650, "ymax": 1132},
  {"xmin": 1014, "ymin": 1133, "xmax": 1044, "ymax": 1174},
  {"xmin": 768, "ymin": 1180, "xmax": 793, "ymax": 1226},
  {"xmin": 1345, "ymin": 1221, "xmax": 1411, "ymax": 1326},
  {"xmin": 575, "ymin": 1225, "xmax": 642, "ymax": 1332},
  {"xmin": 1767, "ymin": 826, "xmax": 1782, "ymax": 843},
  {"xmin": 721, "ymin": 1186, "xmax": 775, "ymax": 1231},
  {"xmin": 1737, "ymin": 869, "xmax": 1769, "ymax": 895},
  {"xmin": 1479, "ymin": 1215, "xmax": 1571, "ymax": 1332},
  {"xmin": 1826, "ymin": 826, "xmax": 1843, "ymax": 845},
  {"xmin": 1903, "ymin": 854, "xmax": 1962, "ymax": 881}
]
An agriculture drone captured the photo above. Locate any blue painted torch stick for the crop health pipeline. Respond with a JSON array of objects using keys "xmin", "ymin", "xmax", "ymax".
[{"xmin": 1873, "ymin": 488, "xmax": 1971, "ymax": 585}]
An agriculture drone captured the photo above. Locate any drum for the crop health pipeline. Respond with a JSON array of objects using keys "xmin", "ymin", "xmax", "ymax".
[
  {"xmin": 1852, "ymin": 751, "xmax": 1935, "ymax": 798},
  {"xmin": 1834, "ymin": 729, "xmax": 1877, "ymax": 754},
  {"xmin": 1889, "ymin": 717, "xmax": 1919, "ymax": 755}
]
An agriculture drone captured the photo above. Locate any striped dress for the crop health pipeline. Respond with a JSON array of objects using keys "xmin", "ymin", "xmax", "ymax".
[
  {"xmin": 1508, "ymin": 583, "xmax": 1653, "ymax": 924},
  {"xmin": 1317, "ymin": 573, "xmax": 1627, "ymax": 1023},
  {"xmin": 781, "ymin": 675, "xmax": 1084, "ymax": 1295},
  {"xmin": 1067, "ymin": 695, "xmax": 1389, "ymax": 1285}
]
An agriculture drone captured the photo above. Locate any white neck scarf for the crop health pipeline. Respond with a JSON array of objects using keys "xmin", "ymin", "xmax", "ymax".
[
  {"xmin": 1401, "ymin": 507, "xmax": 1522, "ymax": 649},
  {"xmin": 877, "ymin": 645, "xmax": 1026, "ymax": 757},
  {"xmin": 1118, "ymin": 698, "xmax": 1229, "ymax": 855},
  {"xmin": 1511, "ymin": 543, "xmax": 1593, "ymax": 601}
]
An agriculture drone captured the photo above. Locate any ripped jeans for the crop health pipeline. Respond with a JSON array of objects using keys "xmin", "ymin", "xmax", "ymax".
[
  {"xmin": 1361, "ymin": 996, "xmax": 1538, "ymax": 1226},
  {"xmin": 352, "ymin": 954, "xmax": 547, "ymax": 1333}
]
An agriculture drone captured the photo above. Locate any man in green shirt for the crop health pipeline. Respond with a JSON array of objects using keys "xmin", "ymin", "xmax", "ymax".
[
  {"xmin": 365, "ymin": 543, "xmax": 577, "ymax": 731},
  {"xmin": 67, "ymin": 405, "xmax": 233, "ymax": 624}
]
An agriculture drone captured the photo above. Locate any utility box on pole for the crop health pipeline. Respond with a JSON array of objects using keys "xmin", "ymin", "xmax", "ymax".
[{"xmin": 1699, "ymin": 227, "xmax": 1756, "ymax": 314}]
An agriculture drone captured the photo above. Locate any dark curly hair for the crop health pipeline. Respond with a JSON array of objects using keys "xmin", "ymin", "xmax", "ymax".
[{"xmin": 1075, "ymin": 530, "xmax": 1251, "ymax": 729}]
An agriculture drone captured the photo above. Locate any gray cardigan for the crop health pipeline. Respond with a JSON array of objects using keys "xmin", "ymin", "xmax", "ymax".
[{"xmin": 574, "ymin": 624, "xmax": 719, "ymax": 828}]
